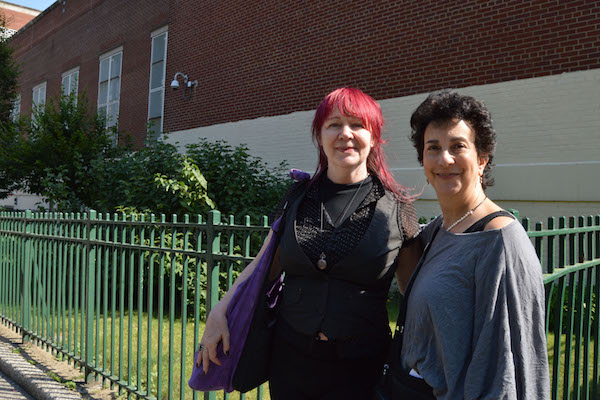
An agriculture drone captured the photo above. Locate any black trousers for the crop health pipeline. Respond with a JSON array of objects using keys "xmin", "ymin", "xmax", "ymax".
[{"xmin": 268, "ymin": 329, "xmax": 385, "ymax": 400}]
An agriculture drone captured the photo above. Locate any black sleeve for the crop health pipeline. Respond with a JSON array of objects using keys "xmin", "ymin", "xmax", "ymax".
[{"xmin": 397, "ymin": 200, "xmax": 420, "ymax": 242}]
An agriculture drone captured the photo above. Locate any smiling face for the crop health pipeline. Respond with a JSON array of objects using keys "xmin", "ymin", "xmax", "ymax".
[
  {"xmin": 319, "ymin": 107, "xmax": 373, "ymax": 182},
  {"xmin": 423, "ymin": 119, "xmax": 488, "ymax": 202}
]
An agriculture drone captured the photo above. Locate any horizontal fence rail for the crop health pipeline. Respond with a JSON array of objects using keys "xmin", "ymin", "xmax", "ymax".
[{"xmin": 0, "ymin": 209, "xmax": 599, "ymax": 400}]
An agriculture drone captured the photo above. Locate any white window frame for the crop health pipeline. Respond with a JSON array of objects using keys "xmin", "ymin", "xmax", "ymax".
[
  {"xmin": 97, "ymin": 46, "xmax": 123, "ymax": 130},
  {"xmin": 10, "ymin": 94, "xmax": 21, "ymax": 122},
  {"xmin": 147, "ymin": 26, "xmax": 168, "ymax": 139},
  {"xmin": 61, "ymin": 66, "xmax": 80, "ymax": 102},
  {"xmin": 32, "ymin": 81, "xmax": 47, "ymax": 115}
]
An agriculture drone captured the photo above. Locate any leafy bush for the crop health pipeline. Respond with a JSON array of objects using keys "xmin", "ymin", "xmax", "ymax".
[
  {"xmin": 1, "ymin": 92, "xmax": 293, "ymax": 218},
  {"xmin": 0, "ymin": 92, "xmax": 121, "ymax": 210},
  {"xmin": 186, "ymin": 139, "xmax": 291, "ymax": 220},
  {"xmin": 0, "ymin": 13, "xmax": 19, "ymax": 124},
  {"xmin": 0, "ymin": 91, "xmax": 293, "ymax": 319}
]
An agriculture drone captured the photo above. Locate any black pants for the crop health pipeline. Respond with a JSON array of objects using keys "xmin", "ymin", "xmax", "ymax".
[{"xmin": 268, "ymin": 329, "xmax": 385, "ymax": 400}]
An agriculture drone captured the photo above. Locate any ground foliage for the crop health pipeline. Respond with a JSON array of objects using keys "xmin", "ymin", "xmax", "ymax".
[{"xmin": 0, "ymin": 92, "xmax": 292, "ymax": 218}]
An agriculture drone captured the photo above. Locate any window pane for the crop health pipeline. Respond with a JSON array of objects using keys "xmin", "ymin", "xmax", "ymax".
[
  {"xmin": 150, "ymin": 61, "xmax": 164, "ymax": 89},
  {"xmin": 98, "ymin": 81, "xmax": 109, "ymax": 105},
  {"xmin": 40, "ymin": 86, "xmax": 46, "ymax": 105},
  {"xmin": 71, "ymin": 71, "xmax": 79, "ymax": 94},
  {"xmin": 62, "ymin": 76, "xmax": 69, "ymax": 94},
  {"xmin": 98, "ymin": 105, "xmax": 107, "ymax": 118},
  {"xmin": 147, "ymin": 117, "xmax": 162, "ymax": 140},
  {"xmin": 99, "ymin": 58, "xmax": 110, "ymax": 82},
  {"xmin": 110, "ymin": 53, "xmax": 122, "ymax": 79},
  {"xmin": 109, "ymin": 76, "xmax": 120, "ymax": 102},
  {"xmin": 10, "ymin": 97, "xmax": 20, "ymax": 121},
  {"xmin": 107, "ymin": 102, "xmax": 119, "ymax": 127},
  {"xmin": 152, "ymin": 34, "xmax": 166, "ymax": 63},
  {"xmin": 148, "ymin": 89, "xmax": 163, "ymax": 119}
]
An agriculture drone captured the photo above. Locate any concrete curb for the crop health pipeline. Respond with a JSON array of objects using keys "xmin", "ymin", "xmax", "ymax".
[{"xmin": 0, "ymin": 341, "xmax": 81, "ymax": 400}]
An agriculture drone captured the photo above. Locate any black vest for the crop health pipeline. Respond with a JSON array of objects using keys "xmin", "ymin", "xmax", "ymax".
[{"xmin": 278, "ymin": 186, "xmax": 403, "ymax": 354}]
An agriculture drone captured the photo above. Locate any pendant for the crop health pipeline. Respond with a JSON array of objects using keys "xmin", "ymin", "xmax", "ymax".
[{"xmin": 317, "ymin": 252, "xmax": 327, "ymax": 270}]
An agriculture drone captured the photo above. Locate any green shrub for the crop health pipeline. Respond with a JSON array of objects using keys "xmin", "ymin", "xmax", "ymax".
[{"xmin": 186, "ymin": 139, "xmax": 291, "ymax": 220}]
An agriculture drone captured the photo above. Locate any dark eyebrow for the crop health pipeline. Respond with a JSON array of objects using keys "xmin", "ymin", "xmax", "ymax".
[{"xmin": 424, "ymin": 139, "xmax": 439, "ymax": 145}]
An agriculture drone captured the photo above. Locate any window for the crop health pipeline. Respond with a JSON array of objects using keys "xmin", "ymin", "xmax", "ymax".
[
  {"xmin": 10, "ymin": 95, "xmax": 21, "ymax": 122},
  {"xmin": 62, "ymin": 67, "xmax": 79, "ymax": 102},
  {"xmin": 32, "ymin": 82, "xmax": 46, "ymax": 114},
  {"xmin": 98, "ymin": 47, "xmax": 123, "ymax": 129},
  {"xmin": 147, "ymin": 26, "xmax": 168, "ymax": 140}
]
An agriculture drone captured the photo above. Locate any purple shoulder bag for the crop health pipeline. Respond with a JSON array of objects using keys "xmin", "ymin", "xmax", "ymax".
[
  {"xmin": 189, "ymin": 169, "xmax": 308, "ymax": 393},
  {"xmin": 188, "ymin": 216, "xmax": 283, "ymax": 393}
]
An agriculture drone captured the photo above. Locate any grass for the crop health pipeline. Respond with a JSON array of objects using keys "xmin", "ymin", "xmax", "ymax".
[
  {"xmin": 547, "ymin": 331, "xmax": 599, "ymax": 399},
  {"xmin": 16, "ymin": 299, "xmax": 600, "ymax": 400},
  {"xmin": 28, "ymin": 309, "xmax": 270, "ymax": 400}
]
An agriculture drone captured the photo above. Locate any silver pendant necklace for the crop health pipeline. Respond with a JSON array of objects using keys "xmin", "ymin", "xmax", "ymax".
[
  {"xmin": 444, "ymin": 195, "xmax": 488, "ymax": 231},
  {"xmin": 317, "ymin": 177, "xmax": 367, "ymax": 270}
]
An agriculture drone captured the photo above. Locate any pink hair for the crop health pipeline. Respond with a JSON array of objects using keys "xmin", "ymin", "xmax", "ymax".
[{"xmin": 311, "ymin": 87, "xmax": 410, "ymax": 200}]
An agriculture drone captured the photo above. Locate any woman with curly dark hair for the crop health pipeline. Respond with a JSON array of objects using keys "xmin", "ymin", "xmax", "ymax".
[{"xmin": 400, "ymin": 91, "xmax": 550, "ymax": 399}]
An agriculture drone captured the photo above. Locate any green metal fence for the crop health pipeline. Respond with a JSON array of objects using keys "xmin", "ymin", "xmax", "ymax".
[
  {"xmin": 0, "ymin": 209, "xmax": 599, "ymax": 400},
  {"xmin": 0, "ymin": 209, "xmax": 270, "ymax": 400}
]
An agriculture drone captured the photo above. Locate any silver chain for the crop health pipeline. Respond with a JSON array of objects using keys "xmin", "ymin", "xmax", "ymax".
[{"xmin": 443, "ymin": 195, "xmax": 487, "ymax": 231}]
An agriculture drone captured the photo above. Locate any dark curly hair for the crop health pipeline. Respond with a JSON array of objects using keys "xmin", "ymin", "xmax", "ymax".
[{"xmin": 409, "ymin": 90, "xmax": 496, "ymax": 189}]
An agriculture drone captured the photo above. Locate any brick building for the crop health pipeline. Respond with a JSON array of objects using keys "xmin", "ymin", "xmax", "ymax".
[
  {"xmin": 0, "ymin": 1, "xmax": 39, "ymax": 35},
  {"xmin": 6, "ymin": 0, "xmax": 600, "ymax": 220}
]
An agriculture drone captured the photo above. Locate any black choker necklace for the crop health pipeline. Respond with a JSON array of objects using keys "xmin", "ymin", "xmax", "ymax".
[{"xmin": 317, "ymin": 177, "xmax": 367, "ymax": 270}]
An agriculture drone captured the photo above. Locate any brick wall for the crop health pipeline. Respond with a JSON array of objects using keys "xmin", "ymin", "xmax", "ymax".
[
  {"xmin": 9, "ymin": 0, "xmax": 169, "ymax": 147},
  {"xmin": 164, "ymin": 0, "xmax": 600, "ymax": 133},
  {"xmin": 0, "ymin": 2, "xmax": 39, "ymax": 31}
]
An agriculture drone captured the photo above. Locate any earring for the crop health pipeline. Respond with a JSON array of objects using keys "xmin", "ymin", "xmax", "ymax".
[
  {"xmin": 480, "ymin": 176, "xmax": 483, "ymax": 185},
  {"xmin": 426, "ymin": 178, "xmax": 430, "ymax": 185}
]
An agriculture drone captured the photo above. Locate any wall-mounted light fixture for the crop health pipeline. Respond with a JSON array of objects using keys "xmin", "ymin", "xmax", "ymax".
[{"xmin": 170, "ymin": 72, "xmax": 198, "ymax": 100}]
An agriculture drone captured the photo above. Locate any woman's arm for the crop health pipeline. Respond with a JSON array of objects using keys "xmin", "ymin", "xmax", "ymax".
[
  {"xmin": 395, "ymin": 201, "xmax": 424, "ymax": 294},
  {"xmin": 394, "ymin": 238, "xmax": 423, "ymax": 294},
  {"xmin": 196, "ymin": 228, "xmax": 275, "ymax": 373},
  {"xmin": 464, "ymin": 231, "xmax": 550, "ymax": 399}
]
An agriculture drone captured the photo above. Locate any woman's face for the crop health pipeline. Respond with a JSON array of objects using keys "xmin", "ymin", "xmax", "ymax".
[
  {"xmin": 423, "ymin": 119, "xmax": 487, "ymax": 201},
  {"xmin": 319, "ymin": 107, "xmax": 373, "ymax": 177}
]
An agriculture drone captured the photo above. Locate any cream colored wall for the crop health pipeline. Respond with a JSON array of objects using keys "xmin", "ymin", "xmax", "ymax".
[
  {"xmin": 167, "ymin": 68, "xmax": 600, "ymax": 223},
  {"xmin": 0, "ymin": 191, "xmax": 47, "ymax": 211}
]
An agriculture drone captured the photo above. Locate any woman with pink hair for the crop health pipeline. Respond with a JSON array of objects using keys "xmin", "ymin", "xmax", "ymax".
[{"xmin": 197, "ymin": 87, "xmax": 421, "ymax": 399}]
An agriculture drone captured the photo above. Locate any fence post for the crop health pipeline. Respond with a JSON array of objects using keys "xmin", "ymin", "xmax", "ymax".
[
  {"xmin": 205, "ymin": 210, "xmax": 221, "ymax": 317},
  {"xmin": 21, "ymin": 210, "xmax": 32, "ymax": 343},
  {"xmin": 204, "ymin": 211, "xmax": 220, "ymax": 400},
  {"xmin": 85, "ymin": 210, "xmax": 97, "ymax": 383}
]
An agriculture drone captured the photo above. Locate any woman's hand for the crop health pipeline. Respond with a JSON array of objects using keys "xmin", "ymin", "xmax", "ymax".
[
  {"xmin": 194, "ymin": 229, "xmax": 275, "ymax": 374},
  {"xmin": 196, "ymin": 303, "xmax": 230, "ymax": 374}
]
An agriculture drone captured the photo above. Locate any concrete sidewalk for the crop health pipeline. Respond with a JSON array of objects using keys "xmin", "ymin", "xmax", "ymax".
[
  {"xmin": 0, "ymin": 369, "xmax": 36, "ymax": 400},
  {"xmin": 0, "ymin": 334, "xmax": 82, "ymax": 400}
]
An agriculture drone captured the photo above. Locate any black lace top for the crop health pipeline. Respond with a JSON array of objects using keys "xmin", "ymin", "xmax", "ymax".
[{"xmin": 272, "ymin": 173, "xmax": 419, "ymax": 270}]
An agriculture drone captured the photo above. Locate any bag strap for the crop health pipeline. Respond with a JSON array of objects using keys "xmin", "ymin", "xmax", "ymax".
[
  {"xmin": 393, "ymin": 223, "xmax": 441, "ymax": 357},
  {"xmin": 463, "ymin": 210, "xmax": 515, "ymax": 233}
]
